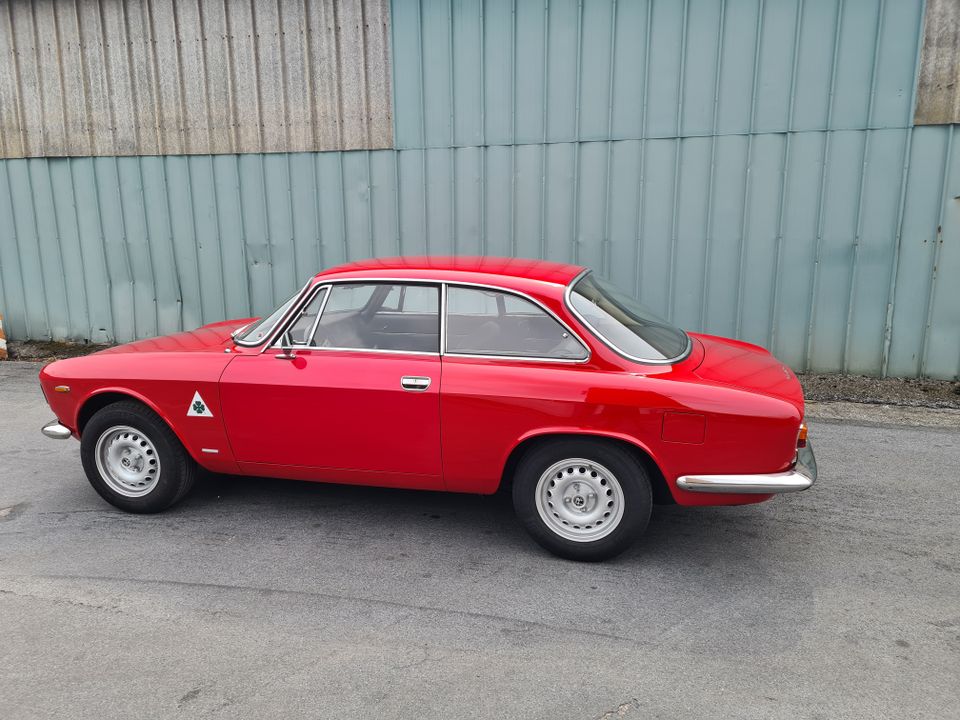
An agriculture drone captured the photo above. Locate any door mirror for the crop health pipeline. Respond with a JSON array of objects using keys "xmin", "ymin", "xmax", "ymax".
[{"xmin": 275, "ymin": 334, "xmax": 297, "ymax": 360}]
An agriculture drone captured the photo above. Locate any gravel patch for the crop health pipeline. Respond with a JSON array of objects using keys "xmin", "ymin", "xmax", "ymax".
[{"xmin": 799, "ymin": 373, "xmax": 960, "ymax": 409}]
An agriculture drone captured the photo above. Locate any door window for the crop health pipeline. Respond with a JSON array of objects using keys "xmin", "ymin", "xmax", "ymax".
[
  {"xmin": 445, "ymin": 286, "xmax": 588, "ymax": 360},
  {"xmin": 311, "ymin": 283, "xmax": 440, "ymax": 353}
]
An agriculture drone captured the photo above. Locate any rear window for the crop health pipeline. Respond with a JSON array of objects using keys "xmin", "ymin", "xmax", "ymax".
[{"xmin": 567, "ymin": 273, "xmax": 689, "ymax": 363}]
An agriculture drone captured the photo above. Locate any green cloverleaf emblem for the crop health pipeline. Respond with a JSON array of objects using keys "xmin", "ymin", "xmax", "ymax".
[{"xmin": 193, "ymin": 400, "xmax": 205, "ymax": 414}]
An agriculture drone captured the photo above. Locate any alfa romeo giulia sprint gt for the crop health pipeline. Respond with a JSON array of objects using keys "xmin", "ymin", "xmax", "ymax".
[{"xmin": 39, "ymin": 257, "xmax": 816, "ymax": 561}]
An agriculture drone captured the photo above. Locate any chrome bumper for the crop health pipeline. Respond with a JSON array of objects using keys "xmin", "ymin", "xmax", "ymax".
[
  {"xmin": 41, "ymin": 420, "xmax": 73, "ymax": 440},
  {"xmin": 676, "ymin": 442, "xmax": 817, "ymax": 494}
]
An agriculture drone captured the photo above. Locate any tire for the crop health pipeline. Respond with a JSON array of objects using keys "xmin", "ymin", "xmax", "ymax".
[
  {"xmin": 80, "ymin": 401, "xmax": 197, "ymax": 513},
  {"xmin": 512, "ymin": 438, "xmax": 652, "ymax": 561}
]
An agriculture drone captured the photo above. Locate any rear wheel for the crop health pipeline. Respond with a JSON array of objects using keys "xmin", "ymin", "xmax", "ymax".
[
  {"xmin": 80, "ymin": 401, "xmax": 197, "ymax": 513},
  {"xmin": 512, "ymin": 439, "xmax": 652, "ymax": 561}
]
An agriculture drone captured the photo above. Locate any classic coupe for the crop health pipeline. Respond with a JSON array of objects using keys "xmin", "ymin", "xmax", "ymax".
[{"xmin": 40, "ymin": 257, "xmax": 816, "ymax": 561}]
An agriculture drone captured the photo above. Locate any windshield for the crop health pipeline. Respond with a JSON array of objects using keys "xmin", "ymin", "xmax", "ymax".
[
  {"xmin": 234, "ymin": 291, "xmax": 300, "ymax": 345},
  {"xmin": 567, "ymin": 272, "xmax": 689, "ymax": 363}
]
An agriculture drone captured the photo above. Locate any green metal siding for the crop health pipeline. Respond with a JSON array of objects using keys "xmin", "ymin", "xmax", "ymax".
[{"xmin": 0, "ymin": 0, "xmax": 957, "ymax": 379}]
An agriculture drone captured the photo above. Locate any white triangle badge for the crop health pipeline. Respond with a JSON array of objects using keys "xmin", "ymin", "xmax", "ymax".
[{"xmin": 187, "ymin": 391, "xmax": 214, "ymax": 418}]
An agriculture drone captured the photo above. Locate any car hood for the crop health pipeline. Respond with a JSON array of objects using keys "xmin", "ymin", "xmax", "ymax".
[
  {"xmin": 690, "ymin": 333, "xmax": 804, "ymax": 416},
  {"xmin": 95, "ymin": 319, "xmax": 254, "ymax": 355}
]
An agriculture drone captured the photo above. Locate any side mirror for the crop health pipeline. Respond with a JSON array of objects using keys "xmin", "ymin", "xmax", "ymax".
[{"xmin": 275, "ymin": 335, "xmax": 297, "ymax": 360}]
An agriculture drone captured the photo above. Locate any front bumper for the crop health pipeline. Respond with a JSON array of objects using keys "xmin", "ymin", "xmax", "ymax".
[
  {"xmin": 41, "ymin": 420, "xmax": 73, "ymax": 440},
  {"xmin": 676, "ymin": 442, "xmax": 817, "ymax": 494}
]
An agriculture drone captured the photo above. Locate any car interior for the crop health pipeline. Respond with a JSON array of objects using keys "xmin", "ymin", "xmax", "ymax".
[{"xmin": 280, "ymin": 283, "xmax": 587, "ymax": 359}]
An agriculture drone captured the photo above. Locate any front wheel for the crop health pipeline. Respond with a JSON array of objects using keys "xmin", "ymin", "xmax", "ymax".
[
  {"xmin": 512, "ymin": 439, "xmax": 652, "ymax": 561},
  {"xmin": 80, "ymin": 401, "xmax": 197, "ymax": 513}
]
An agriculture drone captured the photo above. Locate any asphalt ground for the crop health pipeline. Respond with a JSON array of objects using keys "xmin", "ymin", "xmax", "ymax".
[{"xmin": 1, "ymin": 360, "xmax": 958, "ymax": 719}]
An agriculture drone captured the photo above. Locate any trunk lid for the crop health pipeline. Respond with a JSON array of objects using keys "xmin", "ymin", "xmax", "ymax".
[{"xmin": 690, "ymin": 333, "xmax": 805, "ymax": 415}]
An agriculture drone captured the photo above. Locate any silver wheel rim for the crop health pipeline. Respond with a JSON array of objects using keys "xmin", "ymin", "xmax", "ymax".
[
  {"xmin": 94, "ymin": 425, "xmax": 161, "ymax": 498},
  {"xmin": 534, "ymin": 458, "xmax": 625, "ymax": 543}
]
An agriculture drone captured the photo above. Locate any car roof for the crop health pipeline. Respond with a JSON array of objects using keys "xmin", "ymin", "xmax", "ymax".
[{"xmin": 314, "ymin": 256, "xmax": 586, "ymax": 287}]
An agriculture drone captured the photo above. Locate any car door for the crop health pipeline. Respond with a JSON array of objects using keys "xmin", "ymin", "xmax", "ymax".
[
  {"xmin": 439, "ymin": 284, "xmax": 592, "ymax": 494},
  {"xmin": 219, "ymin": 282, "xmax": 443, "ymax": 489}
]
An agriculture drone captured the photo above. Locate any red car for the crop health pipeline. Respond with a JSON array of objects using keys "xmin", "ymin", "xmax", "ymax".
[{"xmin": 39, "ymin": 257, "xmax": 816, "ymax": 561}]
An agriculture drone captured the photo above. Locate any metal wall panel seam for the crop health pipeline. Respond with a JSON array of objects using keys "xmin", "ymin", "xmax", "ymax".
[
  {"xmin": 145, "ymin": 0, "xmax": 167, "ymax": 155},
  {"xmin": 570, "ymin": 0, "xmax": 584, "ymax": 264},
  {"xmin": 666, "ymin": 0, "xmax": 690, "ymax": 321},
  {"xmin": 184, "ymin": 158, "xmax": 204, "ymax": 326},
  {"xmin": 700, "ymin": 0, "xmax": 727, "ymax": 331},
  {"xmin": 50, "ymin": 0, "xmax": 71, "ymax": 155},
  {"xmin": 633, "ymin": 0, "xmax": 654, "ymax": 299},
  {"xmin": 42, "ymin": 160, "xmax": 74, "ymax": 337},
  {"xmin": 358, "ymin": 0, "xmax": 373, "ymax": 147},
  {"xmin": 223, "ymin": 0, "xmax": 241, "ymax": 153},
  {"xmin": 881, "ymin": 1, "xmax": 927, "ymax": 377},
  {"xmin": 255, "ymin": 153, "xmax": 276, "ymax": 304},
  {"xmin": 248, "ymin": 0, "xmax": 267, "ymax": 150},
  {"xmin": 136, "ymin": 157, "xmax": 161, "ymax": 336},
  {"xmin": 416, "ymin": 0, "xmax": 428, "ymax": 254},
  {"xmin": 478, "ymin": 0, "xmax": 486, "ymax": 254},
  {"xmin": 880, "ymin": 126, "xmax": 914, "ymax": 377},
  {"xmin": 73, "ymin": 0, "xmax": 98, "ymax": 156},
  {"xmin": 21, "ymin": 163, "xmax": 53, "ymax": 338},
  {"xmin": 841, "ymin": 0, "xmax": 886, "ymax": 373},
  {"xmin": 366, "ymin": 150, "xmax": 378, "ymax": 257},
  {"xmin": 211, "ymin": 155, "xmax": 228, "ymax": 320},
  {"xmin": 118, "ymin": 0, "xmax": 143, "ymax": 152},
  {"xmin": 538, "ymin": 0, "xmax": 550, "ymax": 261},
  {"xmin": 447, "ymin": 0, "xmax": 456, "ymax": 253},
  {"xmin": 768, "ymin": 0, "xmax": 804, "ymax": 353},
  {"xmin": 170, "ymin": 0, "xmax": 190, "ymax": 153},
  {"xmin": 510, "ymin": 0, "xmax": 518, "ymax": 257},
  {"xmin": 919, "ymin": 123, "xmax": 954, "ymax": 377},
  {"xmin": 600, "ymin": 0, "xmax": 619, "ymax": 278},
  {"xmin": 734, "ymin": 0, "xmax": 766, "ymax": 339},
  {"xmin": 804, "ymin": 0, "xmax": 845, "ymax": 371},
  {"xmin": 27, "ymin": 2, "xmax": 48, "ymax": 154},
  {"xmin": 234, "ymin": 154, "xmax": 253, "ymax": 316},
  {"xmin": 158, "ymin": 156, "xmax": 184, "ymax": 330},
  {"xmin": 1, "ymin": 162, "xmax": 30, "ymax": 336},
  {"xmin": 90, "ymin": 159, "xmax": 122, "ymax": 340},
  {"xmin": 336, "ymin": 152, "xmax": 350, "ymax": 262},
  {"xmin": 391, "ymin": 146, "xmax": 402, "ymax": 255},
  {"xmin": 65, "ymin": 157, "xmax": 95, "ymax": 339}
]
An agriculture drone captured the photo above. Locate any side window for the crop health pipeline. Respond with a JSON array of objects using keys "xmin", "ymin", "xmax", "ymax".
[
  {"xmin": 445, "ymin": 287, "xmax": 588, "ymax": 360},
  {"xmin": 283, "ymin": 287, "xmax": 328, "ymax": 345},
  {"xmin": 311, "ymin": 283, "xmax": 440, "ymax": 353}
]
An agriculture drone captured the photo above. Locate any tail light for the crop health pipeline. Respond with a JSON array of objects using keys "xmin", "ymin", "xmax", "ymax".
[{"xmin": 797, "ymin": 423, "xmax": 808, "ymax": 449}]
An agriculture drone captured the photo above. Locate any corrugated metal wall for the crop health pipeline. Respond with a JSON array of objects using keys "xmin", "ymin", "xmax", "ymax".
[
  {"xmin": 0, "ymin": 0, "xmax": 958, "ymax": 379},
  {"xmin": 0, "ymin": 0, "xmax": 393, "ymax": 156}
]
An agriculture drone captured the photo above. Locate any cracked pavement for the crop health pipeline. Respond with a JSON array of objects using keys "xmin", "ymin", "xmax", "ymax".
[{"xmin": 1, "ymin": 361, "xmax": 958, "ymax": 719}]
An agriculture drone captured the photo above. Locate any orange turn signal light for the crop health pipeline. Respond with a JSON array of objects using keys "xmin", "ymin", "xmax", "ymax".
[{"xmin": 797, "ymin": 423, "xmax": 808, "ymax": 448}]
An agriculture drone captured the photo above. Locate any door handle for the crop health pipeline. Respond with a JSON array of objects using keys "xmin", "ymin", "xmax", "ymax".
[{"xmin": 400, "ymin": 376, "xmax": 431, "ymax": 391}]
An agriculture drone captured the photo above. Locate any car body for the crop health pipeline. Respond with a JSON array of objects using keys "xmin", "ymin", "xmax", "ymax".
[{"xmin": 40, "ymin": 256, "xmax": 816, "ymax": 560}]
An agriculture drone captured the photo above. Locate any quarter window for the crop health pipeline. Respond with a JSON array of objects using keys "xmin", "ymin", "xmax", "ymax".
[
  {"xmin": 310, "ymin": 283, "xmax": 440, "ymax": 353},
  {"xmin": 445, "ymin": 286, "xmax": 587, "ymax": 360}
]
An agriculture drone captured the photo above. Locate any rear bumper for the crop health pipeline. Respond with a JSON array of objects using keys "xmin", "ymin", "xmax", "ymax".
[
  {"xmin": 41, "ymin": 420, "xmax": 73, "ymax": 440},
  {"xmin": 676, "ymin": 442, "xmax": 817, "ymax": 494}
]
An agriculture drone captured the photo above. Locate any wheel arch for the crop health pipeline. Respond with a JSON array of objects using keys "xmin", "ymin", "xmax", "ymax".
[
  {"xmin": 499, "ymin": 431, "xmax": 675, "ymax": 504},
  {"xmin": 76, "ymin": 389, "xmax": 190, "ymax": 455}
]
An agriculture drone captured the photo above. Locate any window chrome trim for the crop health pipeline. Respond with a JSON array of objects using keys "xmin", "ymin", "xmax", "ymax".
[
  {"xmin": 250, "ymin": 275, "xmax": 590, "ymax": 363},
  {"xmin": 267, "ymin": 278, "xmax": 443, "ymax": 356},
  {"xmin": 234, "ymin": 278, "xmax": 314, "ymax": 348},
  {"xmin": 563, "ymin": 268, "xmax": 692, "ymax": 366},
  {"xmin": 442, "ymin": 281, "xmax": 591, "ymax": 364},
  {"xmin": 304, "ymin": 285, "xmax": 332, "ymax": 345}
]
